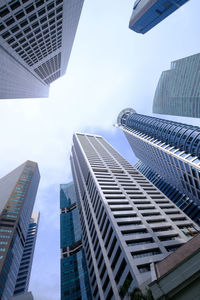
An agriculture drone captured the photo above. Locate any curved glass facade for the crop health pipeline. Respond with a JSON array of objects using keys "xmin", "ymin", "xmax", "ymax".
[
  {"xmin": 153, "ymin": 53, "xmax": 200, "ymax": 118},
  {"xmin": 118, "ymin": 109, "xmax": 200, "ymax": 206},
  {"xmin": 123, "ymin": 113, "xmax": 200, "ymax": 158},
  {"xmin": 60, "ymin": 182, "xmax": 92, "ymax": 300}
]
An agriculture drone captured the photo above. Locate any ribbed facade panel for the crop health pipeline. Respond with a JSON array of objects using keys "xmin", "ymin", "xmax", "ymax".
[{"xmin": 153, "ymin": 53, "xmax": 200, "ymax": 118}]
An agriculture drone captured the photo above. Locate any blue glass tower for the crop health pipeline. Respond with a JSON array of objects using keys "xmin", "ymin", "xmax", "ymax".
[
  {"xmin": 60, "ymin": 182, "xmax": 92, "ymax": 300},
  {"xmin": 153, "ymin": 53, "xmax": 200, "ymax": 118},
  {"xmin": 135, "ymin": 161, "xmax": 200, "ymax": 225},
  {"xmin": 117, "ymin": 108, "xmax": 200, "ymax": 206},
  {"xmin": 129, "ymin": 0, "xmax": 189, "ymax": 34}
]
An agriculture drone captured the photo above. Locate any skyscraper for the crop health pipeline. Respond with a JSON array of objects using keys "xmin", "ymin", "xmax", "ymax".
[
  {"xmin": 135, "ymin": 161, "xmax": 200, "ymax": 225},
  {"xmin": 129, "ymin": 0, "xmax": 189, "ymax": 34},
  {"xmin": 70, "ymin": 133, "xmax": 198, "ymax": 299},
  {"xmin": 0, "ymin": 0, "xmax": 84, "ymax": 99},
  {"xmin": 117, "ymin": 108, "xmax": 200, "ymax": 205},
  {"xmin": 153, "ymin": 53, "xmax": 200, "ymax": 118},
  {"xmin": 14, "ymin": 212, "xmax": 40, "ymax": 296},
  {"xmin": 0, "ymin": 161, "xmax": 40, "ymax": 300},
  {"xmin": 60, "ymin": 182, "xmax": 92, "ymax": 300}
]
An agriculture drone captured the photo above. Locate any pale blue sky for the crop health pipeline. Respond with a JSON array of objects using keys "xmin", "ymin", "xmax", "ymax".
[{"xmin": 0, "ymin": 0, "xmax": 199, "ymax": 299}]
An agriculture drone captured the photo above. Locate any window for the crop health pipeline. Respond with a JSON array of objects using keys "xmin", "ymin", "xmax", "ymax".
[{"xmin": 115, "ymin": 258, "xmax": 127, "ymax": 283}]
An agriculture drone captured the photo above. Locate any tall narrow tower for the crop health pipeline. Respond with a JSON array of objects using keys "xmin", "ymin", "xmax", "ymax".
[
  {"xmin": 14, "ymin": 212, "xmax": 40, "ymax": 296},
  {"xmin": 70, "ymin": 133, "xmax": 198, "ymax": 299},
  {"xmin": 0, "ymin": 161, "xmax": 40, "ymax": 300},
  {"xmin": 117, "ymin": 109, "xmax": 200, "ymax": 205}
]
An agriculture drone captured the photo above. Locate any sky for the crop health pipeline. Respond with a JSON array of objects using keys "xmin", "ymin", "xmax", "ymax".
[{"xmin": 0, "ymin": 0, "xmax": 200, "ymax": 299}]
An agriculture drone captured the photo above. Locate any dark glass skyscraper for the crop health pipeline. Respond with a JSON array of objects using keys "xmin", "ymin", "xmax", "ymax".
[
  {"xmin": 153, "ymin": 53, "xmax": 200, "ymax": 118},
  {"xmin": 129, "ymin": 0, "xmax": 189, "ymax": 34},
  {"xmin": 14, "ymin": 212, "xmax": 40, "ymax": 296},
  {"xmin": 135, "ymin": 161, "xmax": 200, "ymax": 225},
  {"xmin": 0, "ymin": 161, "xmax": 40, "ymax": 300},
  {"xmin": 60, "ymin": 182, "xmax": 92, "ymax": 300},
  {"xmin": 0, "ymin": 0, "xmax": 84, "ymax": 99},
  {"xmin": 117, "ymin": 108, "xmax": 200, "ymax": 205}
]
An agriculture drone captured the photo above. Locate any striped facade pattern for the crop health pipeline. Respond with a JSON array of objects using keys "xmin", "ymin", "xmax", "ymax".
[
  {"xmin": 70, "ymin": 133, "xmax": 198, "ymax": 300},
  {"xmin": 153, "ymin": 53, "xmax": 200, "ymax": 118}
]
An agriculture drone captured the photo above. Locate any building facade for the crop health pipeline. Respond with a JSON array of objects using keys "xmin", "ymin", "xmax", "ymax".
[
  {"xmin": 0, "ymin": 161, "xmax": 40, "ymax": 300},
  {"xmin": 0, "ymin": 0, "xmax": 84, "ymax": 99},
  {"xmin": 14, "ymin": 212, "xmax": 40, "ymax": 296},
  {"xmin": 153, "ymin": 53, "xmax": 200, "ymax": 118},
  {"xmin": 117, "ymin": 108, "xmax": 200, "ymax": 206},
  {"xmin": 12, "ymin": 291, "xmax": 34, "ymax": 300},
  {"xmin": 70, "ymin": 133, "xmax": 199, "ymax": 300},
  {"xmin": 129, "ymin": 0, "xmax": 189, "ymax": 34},
  {"xmin": 60, "ymin": 182, "xmax": 92, "ymax": 300},
  {"xmin": 135, "ymin": 161, "xmax": 200, "ymax": 225}
]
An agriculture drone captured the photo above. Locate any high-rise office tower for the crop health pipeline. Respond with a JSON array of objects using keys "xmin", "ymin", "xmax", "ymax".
[
  {"xmin": 117, "ymin": 108, "xmax": 200, "ymax": 205},
  {"xmin": 0, "ymin": 161, "xmax": 40, "ymax": 300},
  {"xmin": 0, "ymin": 0, "xmax": 84, "ymax": 99},
  {"xmin": 135, "ymin": 161, "xmax": 200, "ymax": 225},
  {"xmin": 153, "ymin": 53, "xmax": 200, "ymax": 118},
  {"xmin": 70, "ymin": 133, "xmax": 198, "ymax": 299},
  {"xmin": 60, "ymin": 182, "xmax": 92, "ymax": 300},
  {"xmin": 14, "ymin": 212, "xmax": 40, "ymax": 296},
  {"xmin": 129, "ymin": 0, "xmax": 189, "ymax": 34}
]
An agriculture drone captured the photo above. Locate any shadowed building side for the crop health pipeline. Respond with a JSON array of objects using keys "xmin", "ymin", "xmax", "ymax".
[{"xmin": 135, "ymin": 161, "xmax": 200, "ymax": 226}]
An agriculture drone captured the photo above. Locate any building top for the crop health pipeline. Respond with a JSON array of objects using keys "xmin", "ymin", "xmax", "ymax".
[
  {"xmin": 117, "ymin": 108, "xmax": 136, "ymax": 126},
  {"xmin": 155, "ymin": 233, "xmax": 200, "ymax": 279}
]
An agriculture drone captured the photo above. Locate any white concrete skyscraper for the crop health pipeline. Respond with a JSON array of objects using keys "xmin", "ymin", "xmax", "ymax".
[
  {"xmin": 70, "ymin": 133, "xmax": 199, "ymax": 299},
  {"xmin": 0, "ymin": 0, "xmax": 84, "ymax": 99}
]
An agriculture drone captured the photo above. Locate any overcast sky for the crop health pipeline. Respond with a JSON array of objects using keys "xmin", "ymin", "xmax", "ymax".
[{"xmin": 0, "ymin": 0, "xmax": 200, "ymax": 299}]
